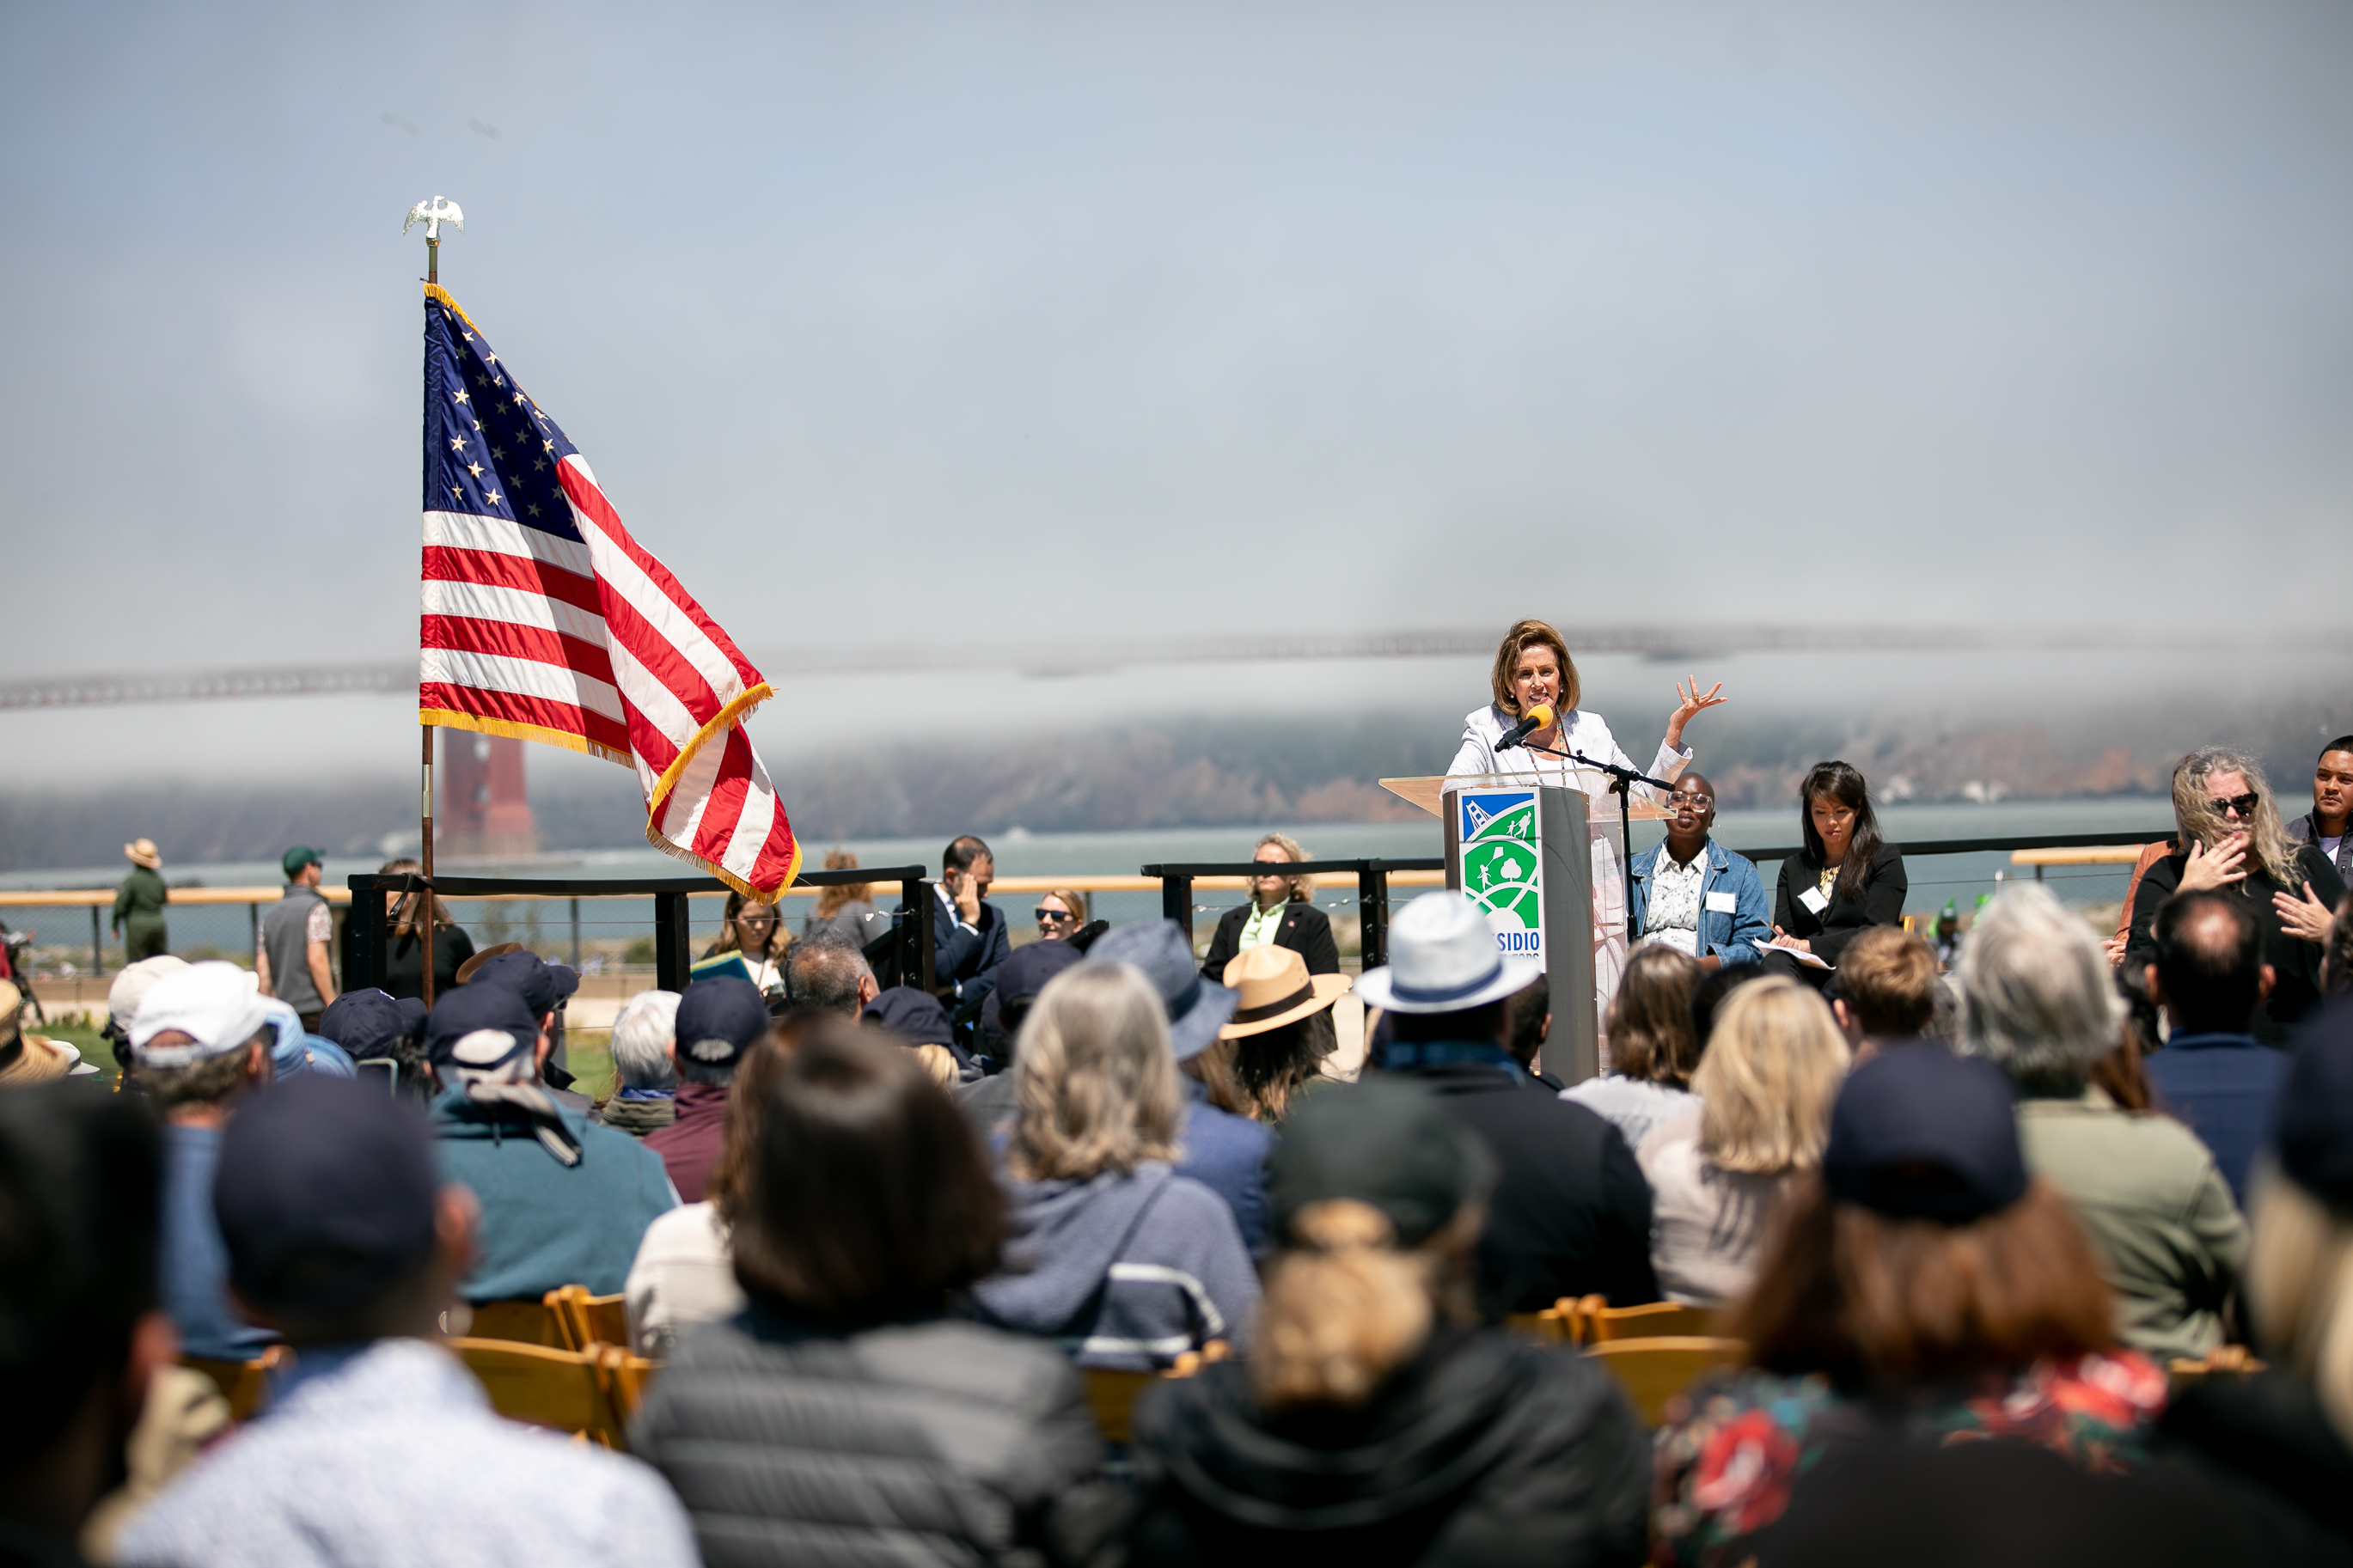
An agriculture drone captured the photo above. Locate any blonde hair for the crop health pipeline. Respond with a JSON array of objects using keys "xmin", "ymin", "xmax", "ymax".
[
  {"xmin": 1695, "ymin": 976, "xmax": 1850, "ymax": 1174},
  {"xmin": 1251, "ymin": 1199, "xmax": 1476, "ymax": 1412},
  {"xmin": 1005, "ymin": 964, "xmax": 1182, "ymax": 1182},
  {"xmin": 1488, "ymin": 619, "xmax": 1581, "ymax": 718},
  {"xmin": 2173, "ymin": 747, "xmax": 2300, "ymax": 886},
  {"xmin": 2245, "ymin": 1170, "xmax": 2353, "ymax": 1444},
  {"xmin": 1042, "ymin": 888, "xmax": 1090, "ymax": 923},
  {"xmin": 1254, "ymin": 833, "xmax": 1314, "ymax": 902}
]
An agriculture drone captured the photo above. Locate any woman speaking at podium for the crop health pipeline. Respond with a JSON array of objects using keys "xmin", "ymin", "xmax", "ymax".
[{"xmin": 1448, "ymin": 617, "xmax": 1726, "ymax": 1023}]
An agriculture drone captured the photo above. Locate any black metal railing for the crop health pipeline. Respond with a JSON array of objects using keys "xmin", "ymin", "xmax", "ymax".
[
  {"xmin": 1141, "ymin": 828, "xmax": 2181, "ymax": 969},
  {"xmin": 345, "ymin": 865, "xmax": 935, "ymax": 994},
  {"xmin": 1138, "ymin": 858, "xmax": 1445, "ymax": 969}
]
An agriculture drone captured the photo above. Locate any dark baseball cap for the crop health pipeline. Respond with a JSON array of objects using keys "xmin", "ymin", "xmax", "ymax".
[
  {"xmin": 2277, "ymin": 999, "xmax": 2353, "ymax": 1211},
  {"xmin": 464, "ymin": 949, "xmax": 580, "ymax": 1017},
  {"xmin": 423, "ymin": 982, "xmax": 542, "ymax": 1071},
  {"xmin": 1267, "ymin": 1077, "xmax": 1494, "ymax": 1248},
  {"xmin": 864, "ymin": 985, "xmax": 955, "ymax": 1047},
  {"xmin": 1823, "ymin": 1046, "xmax": 2028, "ymax": 1224},
  {"xmin": 995, "ymin": 941, "xmax": 1083, "ymax": 1012},
  {"xmin": 675, "ymin": 975, "xmax": 770, "ymax": 1071},
  {"xmin": 281, "ymin": 845, "xmax": 325, "ymax": 878},
  {"xmin": 316, "ymin": 990, "xmax": 428, "ymax": 1060},
  {"xmin": 214, "ymin": 1075, "xmax": 440, "ymax": 1312}
]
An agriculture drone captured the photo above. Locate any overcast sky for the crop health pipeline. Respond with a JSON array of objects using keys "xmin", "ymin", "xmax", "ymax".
[{"xmin": 3, "ymin": 1, "xmax": 2350, "ymax": 781}]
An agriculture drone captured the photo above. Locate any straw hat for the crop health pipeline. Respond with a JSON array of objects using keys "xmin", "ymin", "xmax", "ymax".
[
  {"xmin": 125, "ymin": 838, "xmax": 161, "ymax": 869},
  {"xmin": 1219, "ymin": 946, "xmax": 1351, "ymax": 1040}
]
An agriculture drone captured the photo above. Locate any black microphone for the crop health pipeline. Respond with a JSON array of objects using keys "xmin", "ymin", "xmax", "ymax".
[{"xmin": 1494, "ymin": 704, "xmax": 1555, "ymax": 753}]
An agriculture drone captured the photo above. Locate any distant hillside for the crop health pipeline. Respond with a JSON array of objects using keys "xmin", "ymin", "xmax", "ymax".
[{"xmin": 2, "ymin": 697, "xmax": 2343, "ymax": 872}]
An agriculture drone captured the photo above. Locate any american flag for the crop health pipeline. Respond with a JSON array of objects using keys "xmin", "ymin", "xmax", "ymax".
[{"xmin": 417, "ymin": 285, "xmax": 800, "ymax": 897}]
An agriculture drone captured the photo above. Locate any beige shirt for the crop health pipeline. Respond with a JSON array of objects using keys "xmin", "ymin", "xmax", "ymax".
[
  {"xmin": 1637, "ymin": 1110, "xmax": 1794, "ymax": 1308},
  {"xmin": 624, "ymin": 1202, "xmax": 745, "ymax": 1358}
]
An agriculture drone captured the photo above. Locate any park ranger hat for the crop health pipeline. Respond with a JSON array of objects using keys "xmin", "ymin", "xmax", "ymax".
[{"xmin": 1355, "ymin": 891, "xmax": 1541, "ymax": 1015}]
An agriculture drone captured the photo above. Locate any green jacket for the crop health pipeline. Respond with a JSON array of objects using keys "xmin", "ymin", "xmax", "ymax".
[
  {"xmin": 2014, "ymin": 1087, "xmax": 2246, "ymax": 1362},
  {"xmin": 113, "ymin": 865, "xmax": 168, "ymax": 933}
]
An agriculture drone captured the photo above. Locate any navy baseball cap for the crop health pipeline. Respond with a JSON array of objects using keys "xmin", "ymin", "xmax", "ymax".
[
  {"xmin": 675, "ymin": 975, "xmax": 769, "ymax": 1071},
  {"xmin": 317, "ymin": 990, "xmax": 428, "ymax": 1061},
  {"xmin": 1823, "ymin": 1046, "xmax": 2028, "ymax": 1223},
  {"xmin": 865, "ymin": 985, "xmax": 955, "ymax": 1046},
  {"xmin": 2277, "ymin": 999, "xmax": 2353, "ymax": 1211},
  {"xmin": 465, "ymin": 949, "xmax": 580, "ymax": 1017},
  {"xmin": 1268, "ymin": 1077, "xmax": 1494, "ymax": 1248},
  {"xmin": 424, "ymin": 982, "xmax": 542, "ymax": 1071},
  {"xmin": 214, "ymin": 1075, "xmax": 440, "ymax": 1311}
]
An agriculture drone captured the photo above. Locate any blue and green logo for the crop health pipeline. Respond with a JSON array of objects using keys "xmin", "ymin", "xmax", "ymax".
[{"xmin": 1459, "ymin": 790, "xmax": 1540, "ymax": 952}]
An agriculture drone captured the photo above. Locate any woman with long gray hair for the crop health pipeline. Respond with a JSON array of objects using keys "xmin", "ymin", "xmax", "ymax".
[
  {"xmin": 2123, "ymin": 747, "xmax": 2345, "ymax": 1042},
  {"xmin": 968, "ymin": 963, "xmax": 1260, "ymax": 1369}
]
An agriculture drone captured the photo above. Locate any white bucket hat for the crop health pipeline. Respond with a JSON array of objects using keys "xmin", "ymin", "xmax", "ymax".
[{"xmin": 1354, "ymin": 891, "xmax": 1542, "ymax": 1014}]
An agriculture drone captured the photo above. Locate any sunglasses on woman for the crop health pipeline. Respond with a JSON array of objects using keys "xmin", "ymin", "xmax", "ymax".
[
  {"xmin": 2206, "ymin": 792, "xmax": 2259, "ymax": 818},
  {"xmin": 1035, "ymin": 907, "xmax": 1074, "ymax": 924}
]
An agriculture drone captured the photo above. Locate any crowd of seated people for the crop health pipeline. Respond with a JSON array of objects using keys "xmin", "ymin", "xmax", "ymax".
[{"xmin": 13, "ymin": 741, "xmax": 2353, "ymax": 1568}]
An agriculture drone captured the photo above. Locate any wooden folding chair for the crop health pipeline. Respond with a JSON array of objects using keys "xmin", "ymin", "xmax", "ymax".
[
  {"xmin": 1504, "ymin": 1298, "xmax": 1584, "ymax": 1344},
  {"xmin": 2167, "ymin": 1345, "xmax": 2265, "ymax": 1388},
  {"xmin": 1083, "ymin": 1368, "xmax": 1158, "ymax": 1444},
  {"xmin": 593, "ymin": 1345, "xmax": 664, "ymax": 1428},
  {"xmin": 462, "ymin": 1296, "xmax": 569, "ymax": 1347},
  {"xmin": 544, "ymin": 1285, "xmax": 631, "ymax": 1351},
  {"xmin": 1580, "ymin": 1296, "xmax": 1718, "ymax": 1344},
  {"xmin": 450, "ymin": 1338, "xmax": 628, "ymax": 1447},
  {"xmin": 1584, "ymin": 1336, "xmax": 1746, "ymax": 1427},
  {"xmin": 181, "ymin": 1345, "xmax": 289, "ymax": 1423}
]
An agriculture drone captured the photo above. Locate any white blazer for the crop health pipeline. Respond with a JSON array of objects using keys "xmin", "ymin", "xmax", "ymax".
[{"xmin": 1445, "ymin": 703, "xmax": 1691, "ymax": 951}]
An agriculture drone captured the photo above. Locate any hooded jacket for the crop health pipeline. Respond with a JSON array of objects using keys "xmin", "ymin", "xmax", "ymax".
[
  {"xmin": 1125, "ymin": 1327, "xmax": 1649, "ymax": 1567},
  {"xmin": 968, "ymin": 1162, "xmax": 1259, "ymax": 1369}
]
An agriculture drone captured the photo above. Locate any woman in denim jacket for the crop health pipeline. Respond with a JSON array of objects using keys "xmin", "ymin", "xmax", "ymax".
[{"xmin": 1628, "ymin": 773, "xmax": 1771, "ymax": 973}]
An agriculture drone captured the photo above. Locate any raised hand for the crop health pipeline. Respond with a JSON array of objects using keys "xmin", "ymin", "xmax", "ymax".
[
  {"xmin": 2274, "ymin": 880, "xmax": 2336, "ymax": 944},
  {"xmin": 1665, "ymin": 676, "xmax": 1727, "ymax": 749},
  {"xmin": 2178, "ymin": 836, "xmax": 2248, "ymax": 894}
]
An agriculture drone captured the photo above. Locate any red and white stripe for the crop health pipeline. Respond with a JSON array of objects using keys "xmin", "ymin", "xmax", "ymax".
[{"xmin": 419, "ymin": 455, "xmax": 800, "ymax": 897}]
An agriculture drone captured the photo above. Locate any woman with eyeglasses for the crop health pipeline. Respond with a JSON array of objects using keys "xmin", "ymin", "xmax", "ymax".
[
  {"xmin": 705, "ymin": 891, "xmax": 792, "ymax": 995},
  {"xmin": 2121, "ymin": 747, "xmax": 2345, "ymax": 1043},
  {"xmin": 1627, "ymin": 771, "xmax": 1771, "ymax": 975},
  {"xmin": 1033, "ymin": 888, "xmax": 1088, "ymax": 942}
]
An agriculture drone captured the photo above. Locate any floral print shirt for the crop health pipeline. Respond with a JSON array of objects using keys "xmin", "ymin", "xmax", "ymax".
[
  {"xmin": 1651, "ymin": 1352, "xmax": 2169, "ymax": 1566},
  {"xmin": 1641, "ymin": 845, "xmax": 1708, "ymax": 958}
]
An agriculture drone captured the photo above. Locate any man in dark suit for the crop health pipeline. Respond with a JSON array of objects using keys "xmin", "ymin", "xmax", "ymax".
[
  {"xmin": 899, "ymin": 834, "xmax": 1011, "ymax": 1031},
  {"xmin": 1199, "ymin": 834, "xmax": 1340, "ymax": 981}
]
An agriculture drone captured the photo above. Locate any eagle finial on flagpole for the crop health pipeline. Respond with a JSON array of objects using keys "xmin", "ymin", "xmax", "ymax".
[{"xmin": 404, "ymin": 195, "xmax": 464, "ymax": 285}]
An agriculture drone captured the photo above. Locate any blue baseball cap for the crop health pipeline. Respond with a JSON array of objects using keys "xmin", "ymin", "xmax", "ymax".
[
  {"xmin": 424, "ymin": 982, "xmax": 541, "ymax": 1072},
  {"xmin": 317, "ymin": 990, "xmax": 428, "ymax": 1061},
  {"xmin": 464, "ymin": 949, "xmax": 580, "ymax": 1017},
  {"xmin": 2277, "ymin": 999, "xmax": 2353, "ymax": 1211},
  {"xmin": 214, "ymin": 1075, "xmax": 440, "ymax": 1311},
  {"xmin": 1823, "ymin": 1047, "xmax": 2028, "ymax": 1223},
  {"xmin": 864, "ymin": 985, "xmax": 956, "ymax": 1046},
  {"xmin": 674, "ymin": 975, "xmax": 770, "ymax": 1071}
]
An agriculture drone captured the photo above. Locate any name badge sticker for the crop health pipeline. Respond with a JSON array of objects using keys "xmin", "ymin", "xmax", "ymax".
[
  {"xmin": 1798, "ymin": 886, "xmax": 1830, "ymax": 916},
  {"xmin": 1704, "ymin": 890, "xmax": 1738, "ymax": 913}
]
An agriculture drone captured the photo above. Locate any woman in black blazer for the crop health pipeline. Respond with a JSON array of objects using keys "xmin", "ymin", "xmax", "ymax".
[
  {"xmin": 1199, "ymin": 834, "xmax": 1341, "ymax": 980},
  {"xmin": 1765, "ymin": 761, "xmax": 1907, "ymax": 983}
]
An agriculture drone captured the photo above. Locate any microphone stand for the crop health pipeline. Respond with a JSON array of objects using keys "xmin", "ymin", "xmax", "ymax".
[{"xmin": 1519, "ymin": 741, "xmax": 1674, "ymax": 942}]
